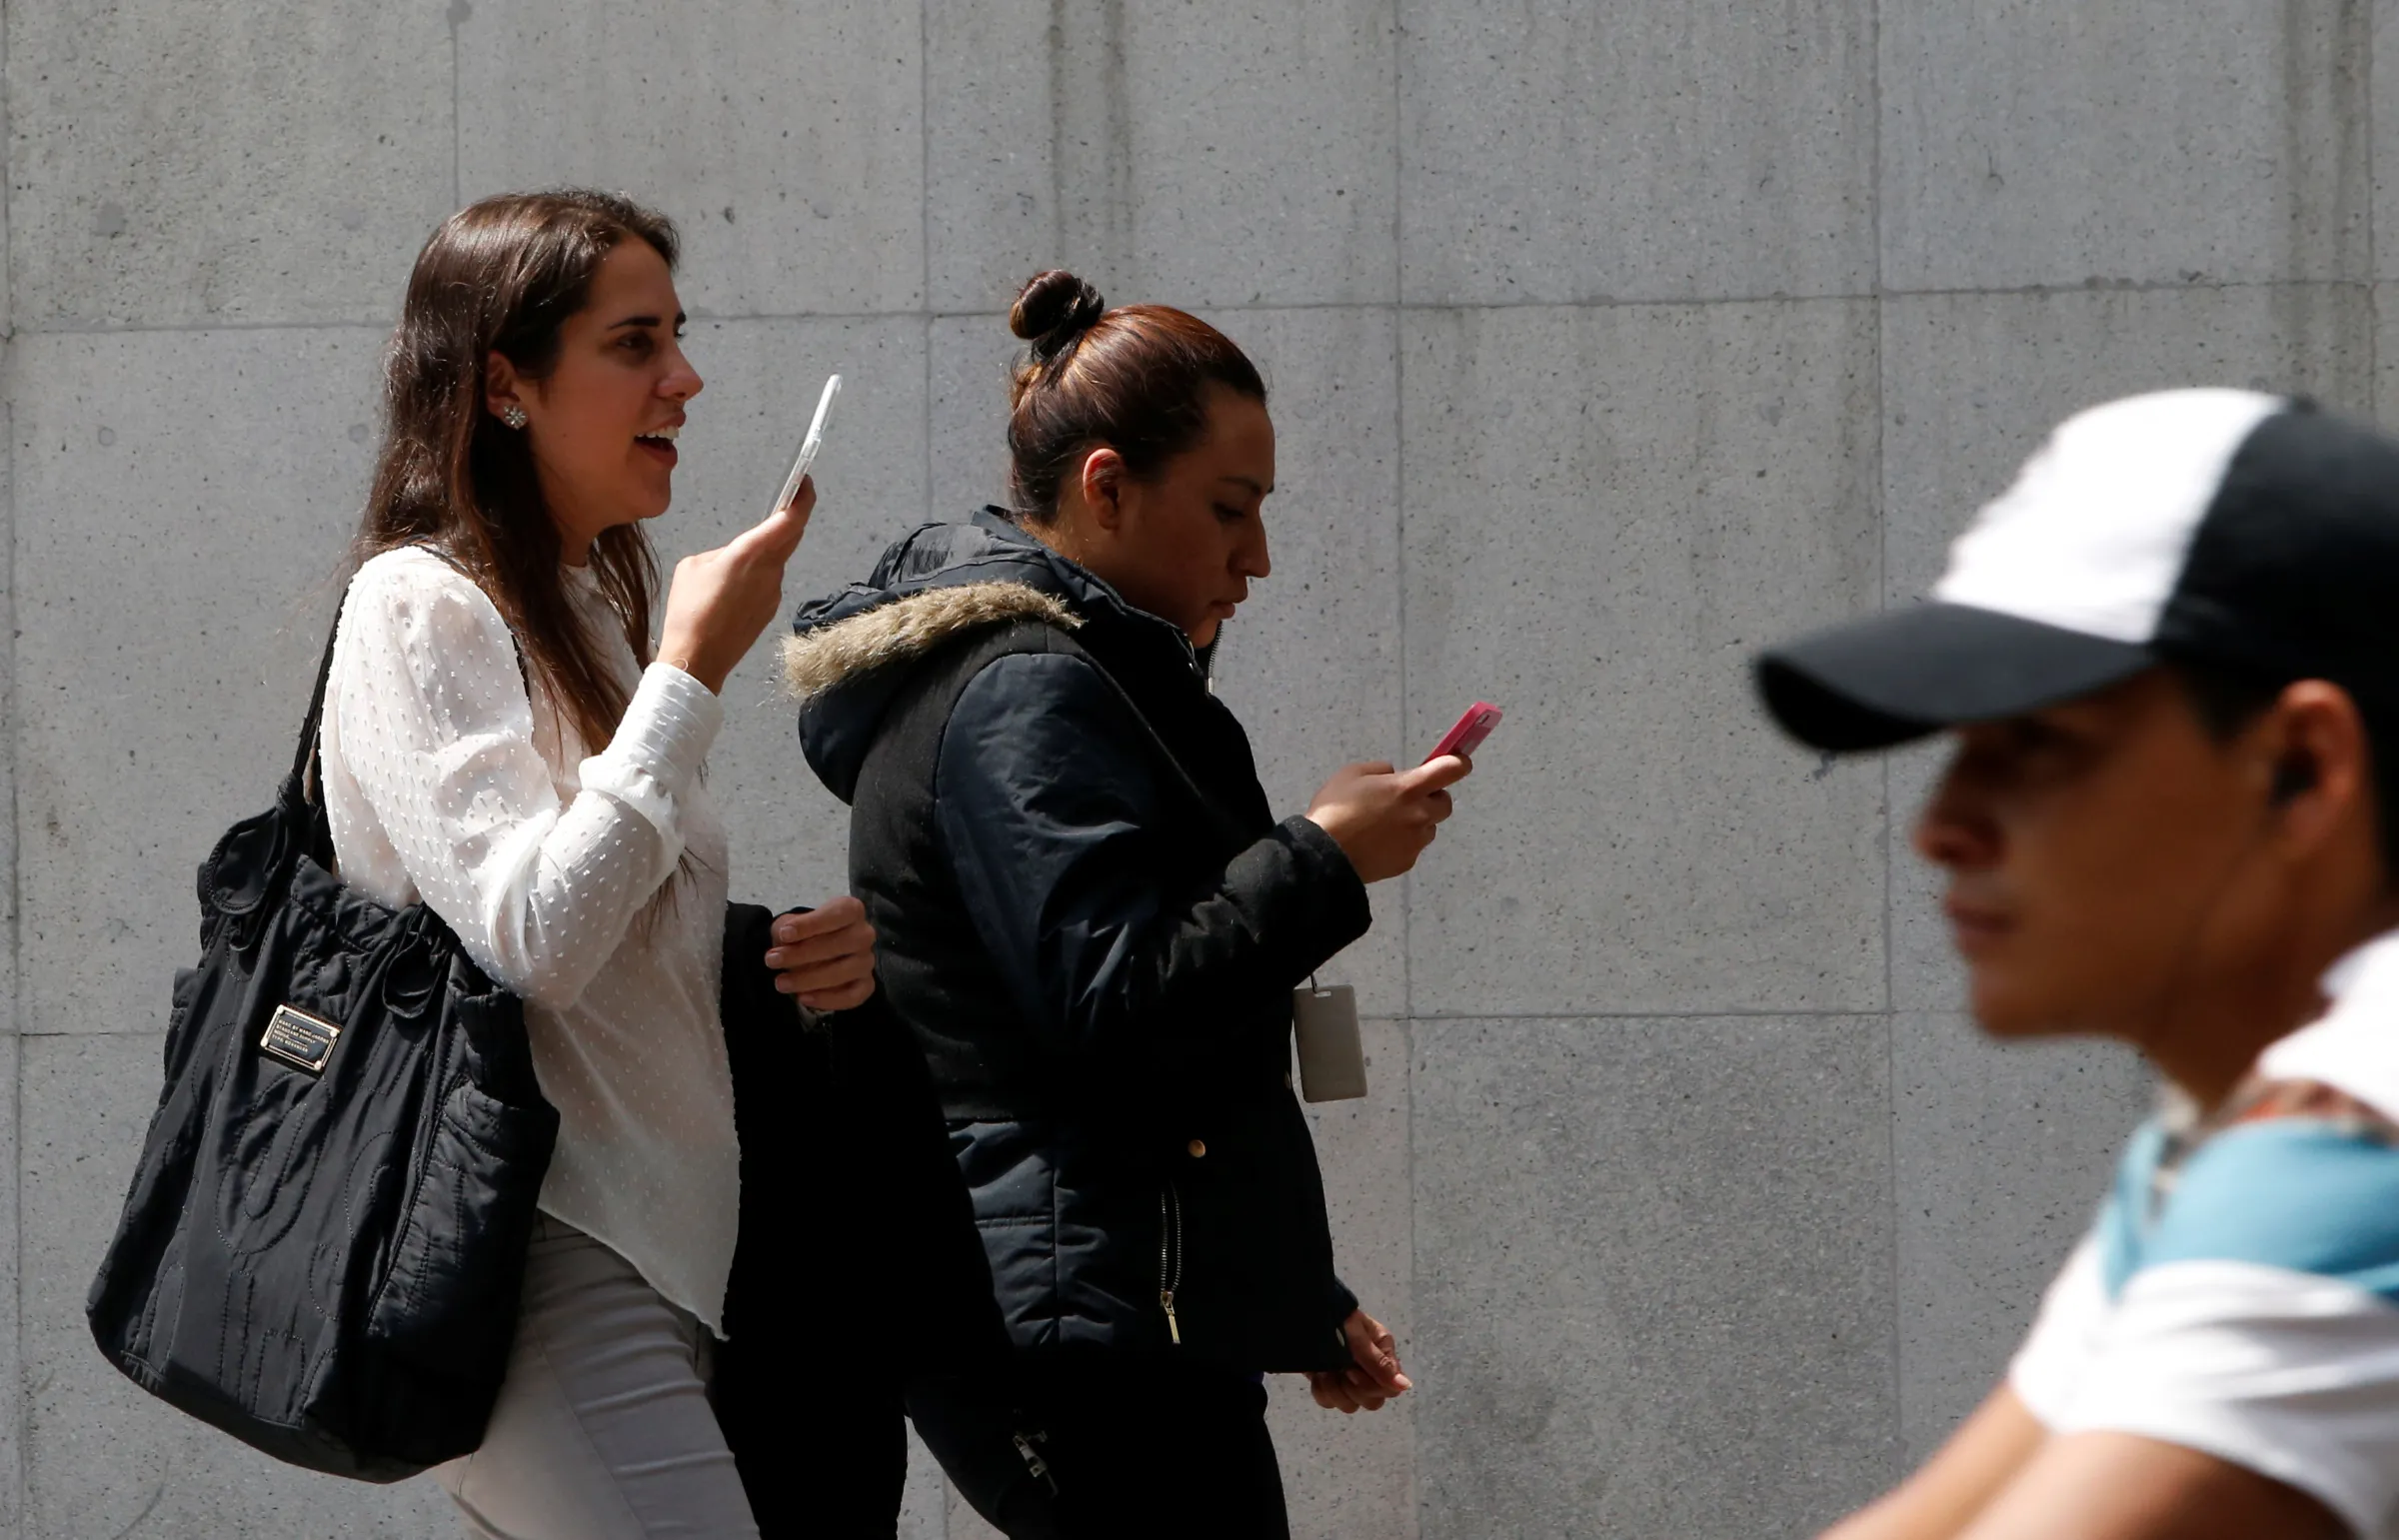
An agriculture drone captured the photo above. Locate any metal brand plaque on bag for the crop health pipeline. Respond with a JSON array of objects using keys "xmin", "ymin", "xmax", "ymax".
[{"xmin": 259, "ymin": 1004, "xmax": 343, "ymax": 1075}]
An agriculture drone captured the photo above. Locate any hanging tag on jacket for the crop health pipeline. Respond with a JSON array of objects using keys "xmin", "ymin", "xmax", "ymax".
[{"xmin": 1292, "ymin": 981, "xmax": 1366, "ymax": 1102}]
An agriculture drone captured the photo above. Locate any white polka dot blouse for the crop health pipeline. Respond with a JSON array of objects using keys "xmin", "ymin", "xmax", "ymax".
[{"xmin": 320, "ymin": 547, "xmax": 740, "ymax": 1335}]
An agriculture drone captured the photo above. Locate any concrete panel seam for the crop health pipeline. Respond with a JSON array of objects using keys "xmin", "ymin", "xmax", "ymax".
[
  {"xmin": 20, "ymin": 320, "xmax": 397, "ymax": 339},
  {"xmin": 2377, "ymin": 286, "xmax": 2389, "ymax": 423},
  {"xmin": 1870, "ymin": 0, "xmax": 1906, "ymax": 1415},
  {"xmin": 2, "ymin": 0, "xmax": 12, "ymax": 342},
  {"xmin": 5, "ymin": 384, "xmax": 20, "ymax": 1536},
  {"xmin": 1871, "ymin": 0, "xmax": 1907, "ymax": 1421},
  {"xmin": 14, "ymin": 281, "xmax": 2385, "ymax": 344},
  {"xmin": 919, "ymin": 0, "xmax": 936, "ymax": 556},
  {"xmin": 1407, "ymin": 1008, "xmax": 1915, "ymax": 1025},
  {"xmin": 1388, "ymin": 0, "xmax": 1411, "ymax": 1030},
  {"xmin": 447, "ymin": 0, "xmax": 465, "ymax": 210},
  {"xmin": 953, "ymin": 282, "xmax": 2370, "ymax": 314},
  {"xmin": 2366, "ymin": 0, "xmax": 2378, "ymax": 282},
  {"xmin": 1400, "ymin": 1013, "xmax": 1421, "ymax": 1534},
  {"xmin": 930, "ymin": 280, "xmax": 2380, "ymax": 318},
  {"xmin": 2367, "ymin": 0, "xmax": 2378, "ymax": 373}
]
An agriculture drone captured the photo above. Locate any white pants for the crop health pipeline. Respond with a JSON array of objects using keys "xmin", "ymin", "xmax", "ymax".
[{"xmin": 433, "ymin": 1215, "xmax": 759, "ymax": 1539}]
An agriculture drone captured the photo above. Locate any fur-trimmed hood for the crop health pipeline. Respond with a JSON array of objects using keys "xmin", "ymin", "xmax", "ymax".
[
  {"xmin": 782, "ymin": 580, "xmax": 1080, "ymax": 699},
  {"xmin": 785, "ymin": 509, "xmax": 1197, "ymax": 801}
]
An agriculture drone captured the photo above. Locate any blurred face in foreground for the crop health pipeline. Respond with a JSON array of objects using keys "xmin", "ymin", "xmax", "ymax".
[{"xmin": 1911, "ymin": 669, "xmax": 2389, "ymax": 1075}]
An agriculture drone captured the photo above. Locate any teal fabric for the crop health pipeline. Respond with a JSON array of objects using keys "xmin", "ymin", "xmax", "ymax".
[
  {"xmin": 2097, "ymin": 1116, "xmax": 2399, "ymax": 1303},
  {"xmin": 2096, "ymin": 1119, "xmax": 2170, "ymax": 1299}
]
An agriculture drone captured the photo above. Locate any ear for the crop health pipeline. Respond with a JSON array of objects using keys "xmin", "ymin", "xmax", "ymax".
[
  {"xmin": 485, "ymin": 352, "xmax": 528, "ymax": 426},
  {"xmin": 1079, "ymin": 447, "xmax": 1128, "ymax": 532},
  {"xmin": 2260, "ymin": 681, "xmax": 2371, "ymax": 854}
]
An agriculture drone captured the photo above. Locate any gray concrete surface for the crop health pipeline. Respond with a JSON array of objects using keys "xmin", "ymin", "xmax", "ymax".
[
  {"xmin": 1411, "ymin": 1015, "xmax": 1898, "ymax": 1538},
  {"xmin": 0, "ymin": 1, "xmax": 2381, "ymax": 1535}
]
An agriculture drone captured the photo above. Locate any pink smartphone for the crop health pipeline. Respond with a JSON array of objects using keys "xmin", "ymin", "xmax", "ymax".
[{"xmin": 1424, "ymin": 702, "xmax": 1502, "ymax": 764}]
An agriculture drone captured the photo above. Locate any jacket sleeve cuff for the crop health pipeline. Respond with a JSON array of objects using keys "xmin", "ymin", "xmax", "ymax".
[
  {"xmin": 1276, "ymin": 815, "xmax": 1373, "ymax": 963},
  {"xmin": 577, "ymin": 663, "xmax": 724, "ymax": 879},
  {"xmin": 1326, "ymin": 1274, "xmax": 1362, "ymax": 1365}
]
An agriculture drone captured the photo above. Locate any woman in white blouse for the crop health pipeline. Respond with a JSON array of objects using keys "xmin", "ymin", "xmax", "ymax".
[{"xmin": 320, "ymin": 190, "xmax": 873, "ymax": 1539}]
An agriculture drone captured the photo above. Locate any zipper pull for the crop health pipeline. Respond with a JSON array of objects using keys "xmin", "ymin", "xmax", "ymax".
[
  {"xmin": 1160, "ymin": 1289, "xmax": 1182, "ymax": 1345},
  {"xmin": 1012, "ymin": 1431, "xmax": 1057, "ymax": 1494}
]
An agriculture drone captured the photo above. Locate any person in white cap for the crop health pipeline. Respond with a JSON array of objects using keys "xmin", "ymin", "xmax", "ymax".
[{"xmin": 1759, "ymin": 390, "xmax": 2399, "ymax": 1539}]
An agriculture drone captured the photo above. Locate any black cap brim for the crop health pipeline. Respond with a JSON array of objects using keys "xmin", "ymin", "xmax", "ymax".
[{"xmin": 1755, "ymin": 603, "xmax": 2155, "ymax": 753}]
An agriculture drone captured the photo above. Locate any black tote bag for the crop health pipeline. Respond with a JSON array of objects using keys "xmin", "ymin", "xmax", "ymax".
[{"xmin": 85, "ymin": 614, "xmax": 559, "ymax": 1481}]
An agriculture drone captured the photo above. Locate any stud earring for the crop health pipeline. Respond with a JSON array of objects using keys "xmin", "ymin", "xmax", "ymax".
[{"xmin": 501, "ymin": 404, "xmax": 529, "ymax": 430}]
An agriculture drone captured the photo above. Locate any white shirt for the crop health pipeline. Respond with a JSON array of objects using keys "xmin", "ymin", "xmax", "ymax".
[
  {"xmin": 321, "ymin": 548, "xmax": 740, "ymax": 1333},
  {"xmin": 2009, "ymin": 933, "xmax": 2399, "ymax": 1538}
]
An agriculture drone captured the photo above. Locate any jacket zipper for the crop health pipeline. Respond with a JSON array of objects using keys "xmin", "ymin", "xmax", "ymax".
[{"xmin": 1159, "ymin": 1182, "xmax": 1185, "ymax": 1346}]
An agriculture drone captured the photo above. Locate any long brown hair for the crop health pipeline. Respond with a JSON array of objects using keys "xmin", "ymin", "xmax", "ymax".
[
  {"xmin": 354, "ymin": 190, "xmax": 677, "ymax": 758},
  {"xmin": 1004, "ymin": 269, "xmax": 1266, "ymax": 521}
]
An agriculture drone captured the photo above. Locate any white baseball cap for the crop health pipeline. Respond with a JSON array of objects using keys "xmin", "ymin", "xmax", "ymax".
[{"xmin": 1758, "ymin": 390, "xmax": 2399, "ymax": 751}]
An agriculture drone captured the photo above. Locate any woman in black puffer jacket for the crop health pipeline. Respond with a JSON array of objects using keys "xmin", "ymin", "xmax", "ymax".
[{"xmin": 783, "ymin": 272, "xmax": 1472, "ymax": 1538}]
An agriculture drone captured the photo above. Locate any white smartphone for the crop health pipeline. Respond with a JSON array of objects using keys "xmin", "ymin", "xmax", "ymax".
[{"xmin": 771, "ymin": 374, "xmax": 843, "ymax": 516}]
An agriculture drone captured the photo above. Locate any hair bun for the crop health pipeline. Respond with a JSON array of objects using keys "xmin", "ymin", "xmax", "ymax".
[{"xmin": 1010, "ymin": 270, "xmax": 1107, "ymax": 361}]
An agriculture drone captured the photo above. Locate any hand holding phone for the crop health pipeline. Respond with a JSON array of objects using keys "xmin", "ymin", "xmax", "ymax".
[
  {"xmin": 770, "ymin": 374, "xmax": 843, "ymax": 517},
  {"xmin": 1305, "ymin": 755, "xmax": 1471, "ymax": 883},
  {"xmin": 656, "ymin": 376, "xmax": 841, "ymax": 694},
  {"xmin": 1304, "ymin": 703, "xmax": 1493, "ymax": 883},
  {"xmin": 1424, "ymin": 702, "xmax": 1502, "ymax": 764}
]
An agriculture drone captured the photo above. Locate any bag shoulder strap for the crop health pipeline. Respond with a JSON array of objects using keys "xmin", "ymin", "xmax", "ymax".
[
  {"xmin": 288, "ymin": 615, "xmax": 346, "ymax": 796},
  {"xmin": 293, "ymin": 546, "xmax": 532, "ymax": 842}
]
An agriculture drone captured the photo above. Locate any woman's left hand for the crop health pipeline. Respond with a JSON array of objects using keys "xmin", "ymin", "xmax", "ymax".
[
  {"xmin": 1307, "ymin": 1308, "xmax": 1412, "ymax": 1413},
  {"xmin": 764, "ymin": 896, "xmax": 878, "ymax": 1012}
]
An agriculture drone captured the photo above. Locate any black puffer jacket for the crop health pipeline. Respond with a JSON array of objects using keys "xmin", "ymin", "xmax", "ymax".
[{"xmin": 788, "ymin": 511, "xmax": 1370, "ymax": 1370}]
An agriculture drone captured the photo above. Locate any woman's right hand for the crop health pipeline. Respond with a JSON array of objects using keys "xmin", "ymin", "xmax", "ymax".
[
  {"xmin": 1307, "ymin": 1308, "xmax": 1412, "ymax": 1413},
  {"xmin": 766, "ymin": 896, "xmax": 878, "ymax": 1012},
  {"xmin": 655, "ymin": 477, "xmax": 818, "ymax": 693},
  {"xmin": 1304, "ymin": 755, "xmax": 1472, "ymax": 883}
]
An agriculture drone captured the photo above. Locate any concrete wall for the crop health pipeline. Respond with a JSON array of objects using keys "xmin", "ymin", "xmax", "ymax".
[{"xmin": 0, "ymin": 1, "xmax": 2380, "ymax": 1535}]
